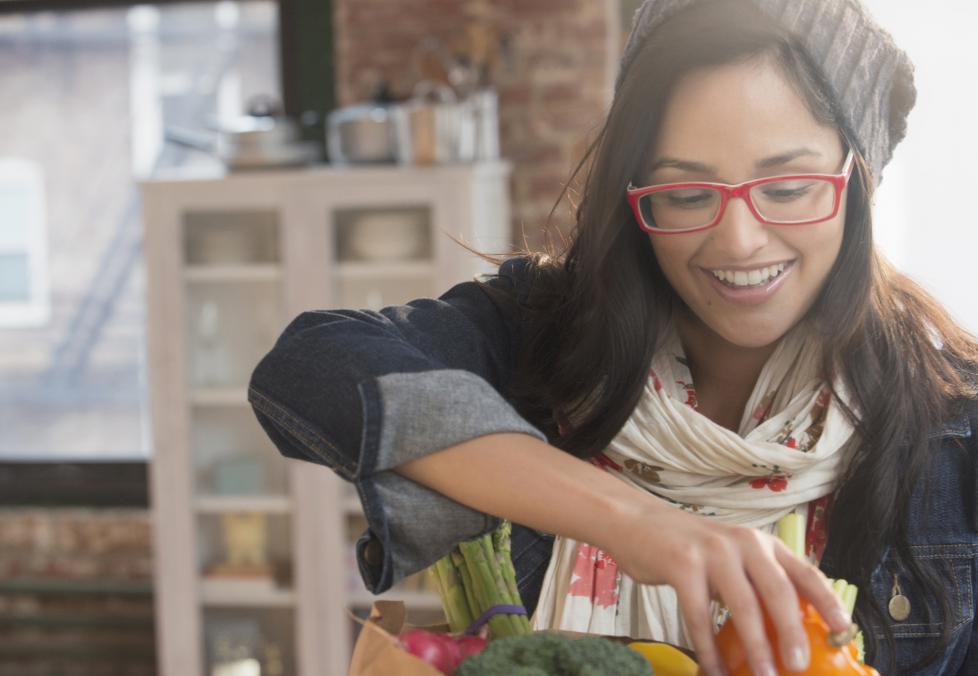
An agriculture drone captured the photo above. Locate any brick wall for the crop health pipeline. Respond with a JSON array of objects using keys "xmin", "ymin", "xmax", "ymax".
[
  {"xmin": 0, "ymin": 508, "xmax": 155, "ymax": 675},
  {"xmin": 334, "ymin": 0, "xmax": 620, "ymax": 248}
]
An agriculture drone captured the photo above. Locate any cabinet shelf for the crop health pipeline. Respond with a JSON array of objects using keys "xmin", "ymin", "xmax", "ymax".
[
  {"xmin": 185, "ymin": 264, "xmax": 282, "ymax": 283},
  {"xmin": 349, "ymin": 590, "xmax": 444, "ymax": 611},
  {"xmin": 334, "ymin": 261, "xmax": 435, "ymax": 280},
  {"xmin": 342, "ymin": 494, "xmax": 362, "ymax": 515},
  {"xmin": 200, "ymin": 578, "xmax": 295, "ymax": 607},
  {"xmin": 190, "ymin": 387, "xmax": 250, "ymax": 407},
  {"xmin": 195, "ymin": 495, "xmax": 291, "ymax": 514}
]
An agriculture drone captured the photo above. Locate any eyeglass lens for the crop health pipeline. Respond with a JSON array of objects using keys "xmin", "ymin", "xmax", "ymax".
[{"xmin": 638, "ymin": 177, "xmax": 837, "ymax": 231}]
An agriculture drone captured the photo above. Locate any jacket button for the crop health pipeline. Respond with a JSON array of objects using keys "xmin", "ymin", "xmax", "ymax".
[
  {"xmin": 889, "ymin": 594, "xmax": 911, "ymax": 621},
  {"xmin": 888, "ymin": 574, "xmax": 911, "ymax": 621}
]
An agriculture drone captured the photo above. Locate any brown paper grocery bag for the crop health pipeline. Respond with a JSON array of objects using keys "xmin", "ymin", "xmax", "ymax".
[
  {"xmin": 346, "ymin": 599, "xmax": 697, "ymax": 674},
  {"xmin": 347, "ymin": 601, "xmax": 445, "ymax": 676}
]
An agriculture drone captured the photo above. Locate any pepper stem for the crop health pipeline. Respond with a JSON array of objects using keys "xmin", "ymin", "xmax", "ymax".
[{"xmin": 828, "ymin": 623, "xmax": 860, "ymax": 648}]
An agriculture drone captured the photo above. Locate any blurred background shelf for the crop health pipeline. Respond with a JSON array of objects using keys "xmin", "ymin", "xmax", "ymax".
[
  {"xmin": 334, "ymin": 261, "xmax": 435, "ymax": 280},
  {"xmin": 199, "ymin": 579, "xmax": 295, "ymax": 607},
  {"xmin": 342, "ymin": 493, "xmax": 362, "ymax": 514},
  {"xmin": 189, "ymin": 388, "xmax": 250, "ymax": 407},
  {"xmin": 349, "ymin": 590, "xmax": 443, "ymax": 611},
  {"xmin": 195, "ymin": 495, "xmax": 292, "ymax": 514},
  {"xmin": 185, "ymin": 264, "xmax": 282, "ymax": 283}
]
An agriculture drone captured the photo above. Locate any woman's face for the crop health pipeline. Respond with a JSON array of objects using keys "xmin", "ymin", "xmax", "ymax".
[{"xmin": 645, "ymin": 56, "xmax": 848, "ymax": 349}]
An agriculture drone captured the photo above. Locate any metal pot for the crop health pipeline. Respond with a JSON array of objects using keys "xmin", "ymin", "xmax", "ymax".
[
  {"xmin": 326, "ymin": 104, "xmax": 398, "ymax": 164},
  {"xmin": 214, "ymin": 114, "xmax": 319, "ymax": 170},
  {"xmin": 164, "ymin": 95, "xmax": 320, "ymax": 170}
]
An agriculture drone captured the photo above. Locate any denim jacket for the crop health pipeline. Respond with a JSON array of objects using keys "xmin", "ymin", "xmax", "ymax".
[{"xmin": 248, "ymin": 256, "xmax": 978, "ymax": 674}]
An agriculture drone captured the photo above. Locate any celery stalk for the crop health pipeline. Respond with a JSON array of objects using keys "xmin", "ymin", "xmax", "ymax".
[
  {"xmin": 842, "ymin": 582, "xmax": 858, "ymax": 617},
  {"xmin": 776, "ymin": 515, "xmax": 865, "ymax": 663},
  {"xmin": 776, "ymin": 512, "xmax": 806, "ymax": 559},
  {"xmin": 831, "ymin": 578, "xmax": 848, "ymax": 602}
]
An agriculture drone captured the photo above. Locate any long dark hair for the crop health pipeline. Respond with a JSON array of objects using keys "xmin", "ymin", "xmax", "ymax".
[{"xmin": 480, "ymin": 0, "xmax": 978, "ymax": 671}]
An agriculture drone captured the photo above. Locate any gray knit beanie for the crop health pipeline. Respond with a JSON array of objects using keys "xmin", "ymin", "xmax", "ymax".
[{"xmin": 617, "ymin": 0, "xmax": 916, "ymax": 186}]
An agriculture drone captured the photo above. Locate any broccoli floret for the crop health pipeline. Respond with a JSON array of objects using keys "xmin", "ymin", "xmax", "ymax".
[
  {"xmin": 456, "ymin": 632, "xmax": 652, "ymax": 676},
  {"xmin": 555, "ymin": 636, "xmax": 651, "ymax": 675},
  {"xmin": 457, "ymin": 633, "xmax": 564, "ymax": 675}
]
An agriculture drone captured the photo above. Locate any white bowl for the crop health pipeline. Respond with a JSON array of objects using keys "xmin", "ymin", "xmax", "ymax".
[{"xmin": 346, "ymin": 212, "xmax": 428, "ymax": 261}]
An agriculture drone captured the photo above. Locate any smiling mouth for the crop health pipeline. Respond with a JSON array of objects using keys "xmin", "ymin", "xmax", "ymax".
[{"xmin": 707, "ymin": 261, "xmax": 794, "ymax": 289}]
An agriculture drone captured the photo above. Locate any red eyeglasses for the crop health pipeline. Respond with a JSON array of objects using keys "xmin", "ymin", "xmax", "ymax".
[{"xmin": 626, "ymin": 150, "xmax": 855, "ymax": 235}]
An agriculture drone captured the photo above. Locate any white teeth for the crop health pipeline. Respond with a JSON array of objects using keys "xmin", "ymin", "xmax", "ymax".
[{"xmin": 711, "ymin": 262, "xmax": 788, "ymax": 288}]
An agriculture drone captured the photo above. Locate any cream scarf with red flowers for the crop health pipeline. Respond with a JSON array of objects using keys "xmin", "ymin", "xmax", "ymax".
[{"xmin": 529, "ymin": 321, "xmax": 856, "ymax": 647}]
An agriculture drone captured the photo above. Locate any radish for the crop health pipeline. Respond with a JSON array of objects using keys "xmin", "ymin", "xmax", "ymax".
[
  {"xmin": 398, "ymin": 628, "xmax": 462, "ymax": 675},
  {"xmin": 455, "ymin": 635, "xmax": 488, "ymax": 660}
]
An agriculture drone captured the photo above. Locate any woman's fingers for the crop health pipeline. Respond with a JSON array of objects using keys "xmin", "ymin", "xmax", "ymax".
[
  {"xmin": 775, "ymin": 540, "xmax": 852, "ymax": 632},
  {"xmin": 674, "ymin": 573, "xmax": 727, "ymax": 676},
  {"xmin": 616, "ymin": 505, "xmax": 853, "ymax": 676},
  {"xmin": 708, "ymin": 551, "xmax": 780, "ymax": 676},
  {"xmin": 745, "ymin": 540, "xmax": 811, "ymax": 671}
]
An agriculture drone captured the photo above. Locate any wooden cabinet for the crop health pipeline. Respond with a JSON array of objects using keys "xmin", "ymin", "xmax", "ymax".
[{"xmin": 141, "ymin": 161, "xmax": 512, "ymax": 676}]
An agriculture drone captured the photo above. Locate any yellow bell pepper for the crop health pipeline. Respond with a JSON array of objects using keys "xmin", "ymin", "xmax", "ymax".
[{"xmin": 628, "ymin": 641, "xmax": 699, "ymax": 676}]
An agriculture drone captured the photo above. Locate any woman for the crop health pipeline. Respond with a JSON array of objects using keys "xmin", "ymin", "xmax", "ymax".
[{"xmin": 249, "ymin": 0, "xmax": 978, "ymax": 673}]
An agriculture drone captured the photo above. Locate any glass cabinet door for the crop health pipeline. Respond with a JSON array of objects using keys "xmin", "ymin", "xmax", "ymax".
[
  {"xmin": 181, "ymin": 208, "xmax": 297, "ymax": 676},
  {"xmin": 331, "ymin": 205, "xmax": 438, "ymax": 311},
  {"xmin": 203, "ymin": 607, "xmax": 295, "ymax": 676}
]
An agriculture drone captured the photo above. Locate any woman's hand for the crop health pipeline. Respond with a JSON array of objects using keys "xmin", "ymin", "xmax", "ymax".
[
  {"xmin": 602, "ymin": 496, "xmax": 852, "ymax": 676},
  {"xmin": 395, "ymin": 433, "xmax": 851, "ymax": 676}
]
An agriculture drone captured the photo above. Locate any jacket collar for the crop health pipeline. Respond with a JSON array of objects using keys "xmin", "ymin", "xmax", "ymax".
[{"xmin": 932, "ymin": 415, "xmax": 973, "ymax": 440}]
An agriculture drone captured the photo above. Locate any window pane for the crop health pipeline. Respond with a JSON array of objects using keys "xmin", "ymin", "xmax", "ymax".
[
  {"xmin": 0, "ymin": 3, "xmax": 279, "ymax": 460},
  {"xmin": 0, "ymin": 185, "xmax": 32, "ymax": 249},
  {"xmin": 0, "ymin": 253, "xmax": 29, "ymax": 302}
]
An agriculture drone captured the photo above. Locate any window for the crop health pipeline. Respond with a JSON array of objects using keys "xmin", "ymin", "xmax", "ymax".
[
  {"xmin": 0, "ymin": 159, "xmax": 49, "ymax": 327},
  {"xmin": 0, "ymin": 2, "xmax": 279, "ymax": 459},
  {"xmin": 860, "ymin": 1, "xmax": 978, "ymax": 334}
]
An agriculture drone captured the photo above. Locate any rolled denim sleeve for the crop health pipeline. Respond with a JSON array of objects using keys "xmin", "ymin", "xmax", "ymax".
[{"xmin": 248, "ymin": 257, "xmax": 547, "ymax": 593}]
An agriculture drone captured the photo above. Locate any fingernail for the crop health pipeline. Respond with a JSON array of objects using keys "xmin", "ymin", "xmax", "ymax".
[
  {"xmin": 787, "ymin": 645, "xmax": 809, "ymax": 671},
  {"xmin": 830, "ymin": 608, "xmax": 852, "ymax": 627},
  {"xmin": 754, "ymin": 662, "xmax": 778, "ymax": 676}
]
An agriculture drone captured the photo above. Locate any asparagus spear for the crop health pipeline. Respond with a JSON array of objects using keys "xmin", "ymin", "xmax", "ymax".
[
  {"xmin": 493, "ymin": 521, "xmax": 532, "ymax": 633},
  {"xmin": 458, "ymin": 535, "xmax": 520, "ymax": 638},
  {"xmin": 434, "ymin": 554, "xmax": 475, "ymax": 633},
  {"xmin": 428, "ymin": 523, "xmax": 533, "ymax": 638},
  {"xmin": 431, "ymin": 556, "xmax": 452, "ymax": 622},
  {"xmin": 452, "ymin": 549, "xmax": 481, "ymax": 626}
]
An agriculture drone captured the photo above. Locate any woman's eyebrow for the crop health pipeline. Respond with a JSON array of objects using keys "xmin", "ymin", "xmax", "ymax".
[
  {"xmin": 649, "ymin": 148, "xmax": 824, "ymax": 175},
  {"xmin": 756, "ymin": 148, "xmax": 823, "ymax": 168}
]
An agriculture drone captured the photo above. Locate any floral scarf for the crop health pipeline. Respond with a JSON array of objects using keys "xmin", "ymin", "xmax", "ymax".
[{"xmin": 530, "ymin": 321, "xmax": 856, "ymax": 646}]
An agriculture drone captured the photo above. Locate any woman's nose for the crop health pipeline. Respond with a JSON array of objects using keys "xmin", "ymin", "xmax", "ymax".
[{"xmin": 709, "ymin": 195, "xmax": 770, "ymax": 259}]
